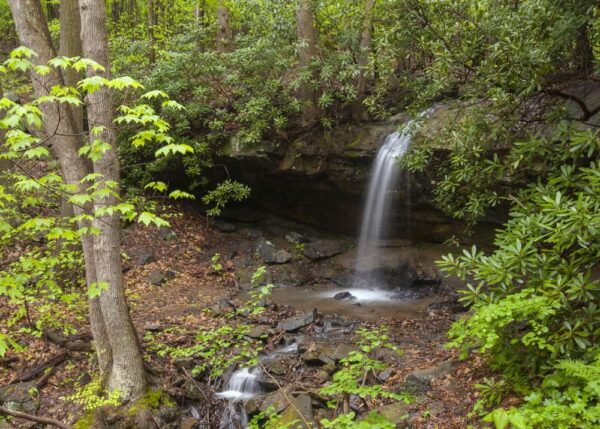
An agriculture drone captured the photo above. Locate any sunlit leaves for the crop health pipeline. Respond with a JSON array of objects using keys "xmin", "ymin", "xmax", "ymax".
[
  {"xmin": 137, "ymin": 211, "xmax": 170, "ymax": 228},
  {"xmin": 155, "ymin": 143, "xmax": 194, "ymax": 158}
]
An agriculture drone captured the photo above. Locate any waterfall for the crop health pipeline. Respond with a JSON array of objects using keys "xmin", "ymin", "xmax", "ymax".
[
  {"xmin": 354, "ymin": 117, "xmax": 422, "ymax": 288},
  {"xmin": 217, "ymin": 368, "xmax": 262, "ymax": 429}
]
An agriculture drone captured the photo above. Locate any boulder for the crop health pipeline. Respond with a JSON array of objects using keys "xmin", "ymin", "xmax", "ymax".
[
  {"xmin": 210, "ymin": 299, "xmax": 235, "ymax": 316},
  {"xmin": 329, "ymin": 343, "xmax": 356, "ymax": 361},
  {"xmin": 274, "ymin": 394, "xmax": 313, "ymax": 429},
  {"xmin": 370, "ymin": 402, "xmax": 412, "ymax": 427},
  {"xmin": 302, "ymin": 240, "xmax": 347, "ymax": 261},
  {"xmin": 245, "ymin": 326, "xmax": 271, "ymax": 339},
  {"xmin": 257, "ymin": 241, "xmax": 292, "ymax": 265},
  {"xmin": 277, "ymin": 309, "xmax": 317, "ymax": 332},
  {"xmin": 285, "ymin": 232, "xmax": 310, "ymax": 244},
  {"xmin": 146, "ymin": 269, "xmax": 176, "ymax": 286}
]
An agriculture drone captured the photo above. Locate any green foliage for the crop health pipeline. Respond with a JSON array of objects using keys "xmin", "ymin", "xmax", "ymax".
[
  {"xmin": 320, "ymin": 411, "xmax": 395, "ymax": 429},
  {"xmin": 319, "ymin": 327, "xmax": 409, "ymax": 427},
  {"xmin": 203, "ymin": 179, "xmax": 251, "ymax": 217},
  {"xmin": 236, "ymin": 265, "xmax": 274, "ymax": 316},
  {"xmin": 63, "ymin": 377, "xmax": 121, "ymax": 411},
  {"xmin": 210, "ymin": 253, "xmax": 223, "ymax": 272}
]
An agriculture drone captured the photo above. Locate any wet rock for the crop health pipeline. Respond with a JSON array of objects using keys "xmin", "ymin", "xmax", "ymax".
[
  {"xmin": 329, "ymin": 343, "xmax": 356, "ymax": 361},
  {"xmin": 262, "ymin": 357, "xmax": 288, "ymax": 376},
  {"xmin": 285, "ymin": 232, "xmax": 310, "ymax": 244},
  {"xmin": 277, "ymin": 309, "xmax": 317, "ymax": 332},
  {"xmin": 266, "ymin": 263, "xmax": 311, "ymax": 287},
  {"xmin": 136, "ymin": 248, "xmax": 155, "ymax": 266},
  {"xmin": 180, "ymin": 417, "xmax": 200, "ymax": 429},
  {"xmin": 333, "ymin": 291, "xmax": 354, "ymax": 300},
  {"xmin": 182, "ymin": 380, "xmax": 207, "ymax": 401},
  {"xmin": 257, "ymin": 241, "xmax": 292, "ymax": 264},
  {"xmin": 158, "ymin": 227, "xmax": 177, "ymax": 241},
  {"xmin": 302, "ymin": 240, "xmax": 347, "ymax": 260},
  {"xmin": 244, "ymin": 396, "xmax": 263, "ymax": 415},
  {"xmin": 402, "ymin": 360, "xmax": 455, "ymax": 395},
  {"xmin": 260, "ymin": 389, "xmax": 288, "ymax": 414},
  {"xmin": 0, "ymin": 382, "xmax": 39, "ymax": 415},
  {"xmin": 214, "ymin": 220, "xmax": 236, "ymax": 233}
]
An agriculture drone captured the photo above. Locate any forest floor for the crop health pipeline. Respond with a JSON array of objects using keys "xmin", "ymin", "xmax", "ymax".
[{"xmin": 0, "ymin": 205, "xmax": 492, "ymax": 428}]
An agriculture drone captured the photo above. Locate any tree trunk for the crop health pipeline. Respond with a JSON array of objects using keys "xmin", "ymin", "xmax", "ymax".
[
  {"xmin": 216, "ymin": 2, "xmax": 232, "ymax": 52},
  {"xmin": 79, "ymin": 0, "xmax": 147, "ymax": 400},
  {"xmin": 59, "ymin": 0, "xmax": 84, "ymax": 134},
  {"xmin": 111, "ymin": 0, "xmax": 120, "ymax": 23},
  {"xmin": 147, "ymin": 0, "xmax": 156, "ymax": 63},
  {"xmin": 45, "ymin": 0, "xmax": 60, "ymax": 19},
  {"xmin": 296, "ymin": 0, "xmax": 320, "ymax": 125},
  {"xmin": 7, "ymin": 0, "xmax": 113, "ymax": 387},
  {"xmin": 352, "ymin": 0, "xmax": 376, "ymax": 123}
]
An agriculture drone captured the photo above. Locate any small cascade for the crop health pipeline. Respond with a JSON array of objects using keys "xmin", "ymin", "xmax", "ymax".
[
  {"xmin": 354, "ymin": 115, "xmax": 425, "ymax": 289},
  {"xmin": 217, "ymin": 368, "xmax": 261, "ymax": 429}
]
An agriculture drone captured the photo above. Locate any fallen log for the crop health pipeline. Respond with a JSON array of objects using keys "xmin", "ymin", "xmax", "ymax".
[
  {"xmin": 11, "ymin": 351, "xmax": 67, "ymax": 384},
  {"xmin": 43, "ymin": 329, "xmax": 92, "ymax": 352}
]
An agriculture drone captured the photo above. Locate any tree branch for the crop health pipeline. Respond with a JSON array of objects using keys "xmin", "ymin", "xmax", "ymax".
[{"xmin": 0, "ymin": 406, "xmax": 73, "ymax": 429}]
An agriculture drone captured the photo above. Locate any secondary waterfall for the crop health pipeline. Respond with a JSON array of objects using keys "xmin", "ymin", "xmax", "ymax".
[
  {"xmin": 217, "ymin": 368, "xmax": 261, "ymax": 428},
  {"xmin": 354, "ymin": 118, "xmax": 421, "ymax": 288}
]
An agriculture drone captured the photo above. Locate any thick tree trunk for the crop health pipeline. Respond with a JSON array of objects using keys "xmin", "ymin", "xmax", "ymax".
[
  {"xmin": 7, "ymin": 0, "xmax": 113, "ymax": 386},
  {"xmin": 296, "ymin": 0, "xmax": 320, "ymax": 125},
  {"xmin": 216, "ymin": 3, "xmax": 232, "ymax": 52},
  {"xmin": 59, "ymin": 0, "xmax": 84, "ymax": 134},
  {"xmin": 352, "ymin": 0, "xmax": 376, "ymax": 123},
  {"xmin": 147, "ymin": 0, "xmax": 156, "ymax": 63},
  {"xmin": 79, "ymin": 0, "xmax": 147, "ymax": 399}
]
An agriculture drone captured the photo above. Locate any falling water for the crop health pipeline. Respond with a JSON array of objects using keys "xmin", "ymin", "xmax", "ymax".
[
  {"xmin": 354, "ymin": 117, "xmax": 423, "ymax": 289},
  {"xmin": 217, "ymin": 368, "xmax": 261, "ymax": 429}
]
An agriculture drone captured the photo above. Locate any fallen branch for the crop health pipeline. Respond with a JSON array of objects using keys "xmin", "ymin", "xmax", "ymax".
[
  {"xmin": 11, "ymin": 351, "xmax": 67, "ymax": 384},
  {"xmin": 0, "ymin": 406, "xmax": 72, "ymax": 429},
  {"xmin": 43, "ymin": 329, "xmax": 92, "ymax": 352},
  {"xmin": 259, "ymin": 362, "xmax": 313, "ymax": 429}
]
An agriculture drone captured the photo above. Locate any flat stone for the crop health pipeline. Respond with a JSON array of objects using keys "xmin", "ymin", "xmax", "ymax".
[
  {"xmin": 277, "ymin": 309, "xmax": 317, "ymax": 332},
  {"xmin": 402, "ymin": 361, "xmax": 455, "ymax": 395},
  {"xmin": 259, "ymin": 389, "xmax": 288, "ymax": 414},
  {"xmin": 214, "ymin": 220, "xmax": 236, "ymax": 233},
  {"xmin": 246, "ymin": 326, "xmax": 271, "ymax": 339},
  {"xmin": 0, "ymin": 382, "xmax": 39, "ymax": 415},
  {"xmin": 144, "ymin": 322, "xmax": 161, "ymax": 332},
  {"xmin": 329, "ymin": 343, "xmax": 356, "ymax": 361},
  {"xmin": 370, "ymin": 401, "xmax": 412, "ymax": 427},
  {"xmin": 314, "ymin": 370, "xmax": 330, "ymax": 384},
  {"xmin": 378, "ymin": 367, "xmax": 394, "ymax": 381},
  {"xmin": 302, "ymin": 240, "xmax": 347, "ymax": 261}
]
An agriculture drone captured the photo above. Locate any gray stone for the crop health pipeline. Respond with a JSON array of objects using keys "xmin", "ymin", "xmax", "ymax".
[
  {"xmin": 262, "ymin": 357, "xmax": 288, "ymax": 376},
  {"xmin": 174, "ymin": 357, "xmax": 194, "ymax": 369},
  {"xmin": 402, "ymin": 361, "xmax": 455, "ymax": 395},
  {"xmin": 257, "ymin": 241, "xmax": 292, "ymax": 264},
  {"xmin": 285, "ymin": 232, "xmax": 310, "ymax": 244},
  {"xmin": 329, "ymin": 343, "xmax": 356, "ymax": 361},
  {"xmin": 314, "ymin": 370, "xmax": 330, "ymax": 384},
  {"xmin": 158, "ymin": 227, "xmax": 177, "ymax": 241},
  {"xmin": 370, "ymin": 402, "xmax": 412, "ymax": 427},
  {"xmin": 378, "ymin": 367, "xmax": 394, "ymax": 381},
  {"xmin": 144, "ymin": 322, "xmax": 161, "ymax": 332},
  {"xmin": 374, "ymin": 347, "xmax": 402, "ymax": 365},
  {"xmin": 302, "ymin": 240, "xmax": 347, "ymax": 260},
  {"xmin": 275, "ymin": 394, "xmax": 313, "ymax": 429},
  {"xmin": 146, "ymin": 269, "xmax": 166, "ymax": 286},
  {"xmin": 259, "ymin": 389, "xmax": 288, "ymax": 414},
  {"xmin": 136, "ymin": 248, "xmax": 155, "ymax": 266},
  {"xmin": 277, "ymin": 309, "xmax": 317, "ymax": 332},
  {"xmin": 210, "ymin": 299, "xmax": 234, "ymax": 316}
]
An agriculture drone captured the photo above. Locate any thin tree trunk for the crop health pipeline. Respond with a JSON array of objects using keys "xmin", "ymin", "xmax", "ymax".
[
  {"xmin": 296, "ymin": 0, "xmax": 320, "ymax": 125},
  {"xmin": 59, "ymin": 0, "xmax": 83, "ymax": 134},
  {"xmin": 79, "ymin": 0, "xmax": 147, "ymax": 400},
  {"xmin": 216, "ymin": 2, "xmax": 232, "ymax": 52},
  {"xmin": 352, "ymin": 0, "xmax": 376, "ymax": 123},
  {"xmin": 7, "ymin": 0, "xmax": 113, "ymax": 385},
  {"xmin": 147, "ymin": 0, "xmax": 156, "ymax": 63},
  {"xmin": 45, "ymin": 0, "xmax": 60, "ymax": 19}
]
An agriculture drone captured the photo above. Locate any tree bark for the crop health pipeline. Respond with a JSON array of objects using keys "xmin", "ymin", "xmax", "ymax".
[
  {"xmin": 296, "ymin": 0, "xmax": 320, "ymax": 125},
  {"xmin": 216, "ymin": 2, "xmax": 232, "ymax": 52},
  {"xmin": 79, "ymin": 0, "xmax": 147, "ymax": 400},
  {"xmin": 147, "ymin": 0, "xmax": 156, "ymax": 63},
  {"xmin": 59, "ymin": 0, "xmax": 84, "ymax": 134},
  {"xmin": 7, "ymin": 0, "xmax": 113, "ymax": 389},
  {"xmin": 352, "ymin": 0, "xmax": 376, "ymax": 123}
]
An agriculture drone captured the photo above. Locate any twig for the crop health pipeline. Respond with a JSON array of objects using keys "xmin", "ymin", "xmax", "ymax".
[{"xmin": 0, "ymin": 406, "xmax": 73, "ymax": 429}]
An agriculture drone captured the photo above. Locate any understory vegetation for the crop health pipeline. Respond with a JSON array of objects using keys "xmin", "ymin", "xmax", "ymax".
[{"xmin": 1, "ymin": 0, "xmax": 600, "ymax": 428}]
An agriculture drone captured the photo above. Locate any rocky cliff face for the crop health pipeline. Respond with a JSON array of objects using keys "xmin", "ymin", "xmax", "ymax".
[{"xmin": 216, "ymin": 112, "xmax": 496, "ymax": 243}]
